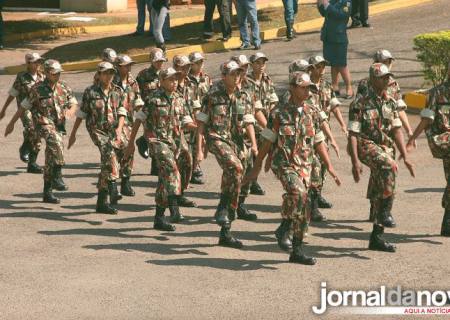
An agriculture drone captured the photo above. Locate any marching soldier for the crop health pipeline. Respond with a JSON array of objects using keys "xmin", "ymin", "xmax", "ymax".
[
  {"xmin": 125, "ymin": 67, "xmax": 190, "ymax": 230},
  {"xmin": 173, "ymin": 54, "xmax": 197, "ymax": 208},
  {"xmin": 196, "ymin": 60, "xmax": 258, "ymax": 248},
  {"xmin": 188, "ymin": 51, "xmax": 212, "ymax": 185},
  {"xmin": 1, "ymin": 52, "xmax": 45, "ymax": 173},
  {"xmin": 347, "ymin": 63, "xmax": 415, "ymax": 252},
  {"xmin": 308, "ymin": 55, "xmax": 347, "ymax": 211},
  {"xmin": 113, "ymin": 54, "xmax": 146, "ymax": 197},
  {"xmin": 136, "ymin": 48, "xmax": 168, "ymax": 175},
  {"xmin": 244, "ymin": 71, "xmax": 341, "ymax": 265},
  {"xmin": 358, "ymin": 49, "xmax": 414, "ymax": 224},
  {"xmin": 68, "ymin": 62, "xmax": 129, "ymax": 214},
  {"xmin": 5, "ymin": 59, "xmax": 77, "ymax": 203},
  {"xmin": 406, "ymin": 63, "xmax": 450, "ymax": 237},
  {"xmin": 247, "ymin": 52, "xmax": 279, "ymax": 196},
  {"xmin": 93, "ymin": 48, "xmax": 118, "ymax": 85}
]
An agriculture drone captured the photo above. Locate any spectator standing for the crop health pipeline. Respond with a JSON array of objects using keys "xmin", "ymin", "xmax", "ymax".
[
  {"xmin": 203, "ymin": 0, "xmax": 233, "ymax": 41},
  {"xmin": 282, "ymin": 0, "xmax": 299, "ymax": 41},
  {"xmin": 236, "ymin": 0, "xmax": 261, "ymax": 50},
  {"xmin": 151, "ymin": 0, "xmax": 170, "ymax": 51},
  {"xmin": 350, "ymin": 0, "xmax": 370, "ymax": 28},
  {"xmin": 317, "ymin": 0, "xmax": 353, "ymax": 98},
  {"xmin": 133, "ymin": 0, "xmax": 171, "ymax": 40}
]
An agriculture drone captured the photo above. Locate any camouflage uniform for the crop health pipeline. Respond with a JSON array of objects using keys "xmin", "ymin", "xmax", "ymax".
[
  {"xmin": 348, "ymin": 84, "xmax": 402, "ymax": 224},
  {"xmin": 135, "ymin": 87, "xmax": 190, "ymax": 208},
  {"xmin": 21, "ymin": 78, "xmax": 77, "ymax": 184},
  {"xmin": 113, "ymin": 72, "xmax": 145, "ymax": 179},
  {"xmin": 268, "ymin": 90, "xmax": 325, "ymax": 237},
  {"xmin": 420, "ymin": 81, "xmax": 450, "ymax": 210},
  {"xmin": 9, "ymin": 71, "xmax": 45, "ymax": 153},
  {"xmin": 137, "ymin": 66, "xmax": 161, "ymax": 101},
  {"xmin": 198, "ymin": 79, "xmax": 256, "ymax": 211},
  {"xmin": 77, "ymin": 83, "xmax": 129, "ymax": 191}
]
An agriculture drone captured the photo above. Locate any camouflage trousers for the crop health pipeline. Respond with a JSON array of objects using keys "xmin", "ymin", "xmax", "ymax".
[
  {"xmin": 94, "ymin": 132, "xmax": 134, "ymax": 191},
  {"xmin": 21, "ymin": 109, "xmax": 41, "ymax": 152},
  {"xmin": 426, "ymin": 132, "xmax": 450, "ymax": 209},
  {"xmin": 358, "ymin": 139, "xmax": 396, "ymax": 202},
  {"xmin": 208, "ymin": 138, "xmax": 250, "ymax": 210},
  {"xmin": 310, "ymin": 155, "xmax": 327, "ymax": 191},
  {"xmin": 39, "ymin": 125, "xmax": 64, "ymax": 182},
  {"xmin": 177, "ymin": 133, "xmax": 192, "ymax": 192},
  {"xmin": 274, "ymin": 166, "xmax": 310, "ymax": 240},
  {"xmin": 150, "ymin": 141, "xmax": 182, "ymax": 208}
]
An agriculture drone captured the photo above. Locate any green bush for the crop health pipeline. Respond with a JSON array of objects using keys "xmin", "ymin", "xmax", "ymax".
[{"xmin": 413, "ymin": 30, "xmax": 450, "ymax": 86}]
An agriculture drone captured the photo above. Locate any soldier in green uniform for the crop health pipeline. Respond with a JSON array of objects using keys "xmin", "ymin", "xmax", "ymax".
[
  {"xmin": 196, "ymin": 60, "xmax": 258, "ymax": 248},
  {"xmin": 406, "ymin": 64, "xmax": 450, "ymax": 237},
  {"xmin": 172, "ymin": 54, "xmax": 198, "ymax": 208},
  {"xmin": 1, "ymin": 52, "xmax": 45, "ymax": 173},
  {"xmin": 348, "ymin": 63, "xmax": 415, "ymax": 252},
  {"xmin": 308, "ymin": 55, "xmax": 347, "ymax": 211},
  {"xmin": 244, "ymin": 71, "xmax": 341, "ymax": 265},
  {"xmin": 357, "ymin": 49, "xmax": 414, "ymax": 224},
  {"xmin": 93, "ymin": 48, "xmax": 118, "ymax": 85},
  {"xmin": 125, "ymin": 67, "xmax": 190, "ymax": 230},
  {"xmin": 247, "ymin": 52, "xmax": 279, "ymax": 196},
  {"xmin": 113, "ymin": 54, "xmax": 145, "ymax": 197},
  {"xmin": 68, "ymin": 62, "xmax": 128, "ymax": 214},
  {"xmin": 136, "ymin": 48, "xmax": 168, "ymax": 175},
  {"xmin": 5, "ymin": 59, "xmax": 78, "ymax": 204},
  {"xmin": 188, "ymin": 51, "xmax": 212, "ymax": 185}
]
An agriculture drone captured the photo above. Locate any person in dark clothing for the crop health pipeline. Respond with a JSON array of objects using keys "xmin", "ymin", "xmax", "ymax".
[
  {"xmin": 151, "ymin": 0, "xmax": 170, "ymax": 51},
  {"xmin": 350, "ymin": 0, "xmax": 370, "ymax": 28},
  {"xmin": 0, "ymin": 0, "xmax": 4, "ymax": 49},
  {"xmin": 203, "ymin": 0, "xmax": 233, "ymax": 41}
]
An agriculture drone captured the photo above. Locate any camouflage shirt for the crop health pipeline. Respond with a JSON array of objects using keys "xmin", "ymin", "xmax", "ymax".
[
  {"xmin": 135, "ymin": 88, "xmax": 191, "ymax": 148},
  {"xmin": 261, "ymin": 95, "xmax": 325, "ymax": 184},
  {"xmin": 247, "ymin": 72, "xmax": 278, "ymax": 119},
  {"xmin": 197, "ymin": 80, "xmax": 256, "ymax": 145},
  {"xmin": 310, "ymin": 78, "xmax": 340, "ymax": 119},
  {"xmin": 113, "ymin": 73, "xmax": 144, "ymax": 125},
  {"xmin": 357, "ymin": 76, "xmax": 407, "ymax": 111},
  {"xmin": 21, "ymin": 79, "xmax": 77, "ymax": 127},
  {"xmin": 187, "ymin": 71, "xmax": 212, "ymax": 115},
  {"xmin": 348, "ymin": 85, "xmax": 402, "ymax": 148},
  {"xmin": 420, "ymin": 81, "xmax": 450, "ymax": 138},
  {"xmin": 136, "ymin": 66, "xmax": 160, "ymax": 100},
  {"xmin": 9, "ymin": 71, "xmax": 45, "ymax": 107},
  {"xmin": 77, "ymin": 84, "xmax": 127, "ymax": 145}
]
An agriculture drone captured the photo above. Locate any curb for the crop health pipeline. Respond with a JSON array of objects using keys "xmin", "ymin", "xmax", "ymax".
[
  {"xmin": 4, "ymin": 0, "xmax": 433, "ymax": 76},
  {"xmin": 4, "ymin": 1, "xmax": 288, "ymax": 43}
]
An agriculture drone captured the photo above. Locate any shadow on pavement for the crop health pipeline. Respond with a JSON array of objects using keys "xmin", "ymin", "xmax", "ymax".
[
  {"xmin": 404, "ymin": 187, "xmax": 444, "ymax": 193},
  {"xmin": 38, "ymin": 226, "xmax": 162, "ymax": 239},
  {"xmin": 0, "ymin": 209, "xmax": 102, "ymax": 225},
  {"xmin": 313, "ymin": 231, "xmax": 444, "ymax": 245},
  {"xmin": 84, "ymin": 242, "xmax": 214, "ymax": 256}
]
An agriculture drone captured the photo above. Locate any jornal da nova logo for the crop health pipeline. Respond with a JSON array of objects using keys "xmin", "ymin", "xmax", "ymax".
[{"xmin": 312, "ymin": 282, "xmax": 450, "ymax": 315}]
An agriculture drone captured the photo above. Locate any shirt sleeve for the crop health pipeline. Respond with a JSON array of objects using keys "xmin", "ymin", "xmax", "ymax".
[{"xmin": 348, "ymin": 99, "xmax": 362, "ymax": 133}]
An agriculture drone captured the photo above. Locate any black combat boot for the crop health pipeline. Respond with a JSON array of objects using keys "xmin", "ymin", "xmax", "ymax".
[
  {"xmin": 150, "ymin": 156, "xmax": 159, "ymax": 176},
  {"xmin": 275, "ymin": 219, "xmax": 292, "ymax": 251},
  {"xmin": 190, "ymin": 167, "xmax": 205, "ymax": 185},
  {"xmin": 369, "ymin": 200, "xmax": 376, "ymax": 222},
  {"xmin": 289, "ymin": 236, "xmax": 316, "ymax": 265},
  {"xmin": 169, "ymin": 195, "xmax": 185, "ymax": 223},
  {"xmin": 43, "ymin": 181, "xmax": 59, "ymax": 204},
  {"xmin": 154, "ymin": 206, "xmax": 176, "ymax": 231},
  {"xmin": 368, "ymin": 224, "xmax": 396, "ymax": 252},
  {"xmin": 310, "ymin": 190, "xmax": 327, "ymax": 222},
  {"xmin": 237, "ymin": 196, "xmax": 257, "ymax": 221},
  {"xmin": 218, "ymin": 225, "xmax": 243, "ymax": 249},
  {"xmin": 27, "ymin": 151, "xmax": 43, "ymax": 174},
  {"xmin": 317, "ymin": 192, "xmax": 333, "ymax": 209},
  {"xmin": 108, "ymin": 180, "xmax": 122, "ymax": 205},
  {"xmin": 136, "ymin": 135, "xmax": 149, "ymax": 159},
  {"xmin": 378, "ymin": 197, "xmax": 396, "ymax": 228},
  {"xmin": 52, "ymin": 165, "xmax": 68, "ymax": 191},
  {"xmin": 19, "ymin": 139, "xmax": 31, "ymax": 163},
  {"xmin": 96, "ymin": 189, "xmax": 118, "ymax": 214},
  {"xmin": 286, "ymin": 21, "xmax": 294, "ymax": 41},
  {"xmin": 215, "ymin": 194, "xmax": 231, "ymax": 226},
  {"xmin": 178, "ymin": 192, "xmax": 197, "ymax": 207},
  {"xmin": 441, "ymin": 207, "xmax": 450, "ymax": 237},
  {"xmin": 120, "ymin": 176, "xmax": 135, "ymax": 196},
  {"xmin": 250, "ymin": 181, "xmax": 265, "ymax": 195}
]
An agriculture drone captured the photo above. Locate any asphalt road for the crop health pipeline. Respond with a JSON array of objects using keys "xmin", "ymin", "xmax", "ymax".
[{"xmin": 0, "ymin": 1, "xmax": 449, "ymax": 319}]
